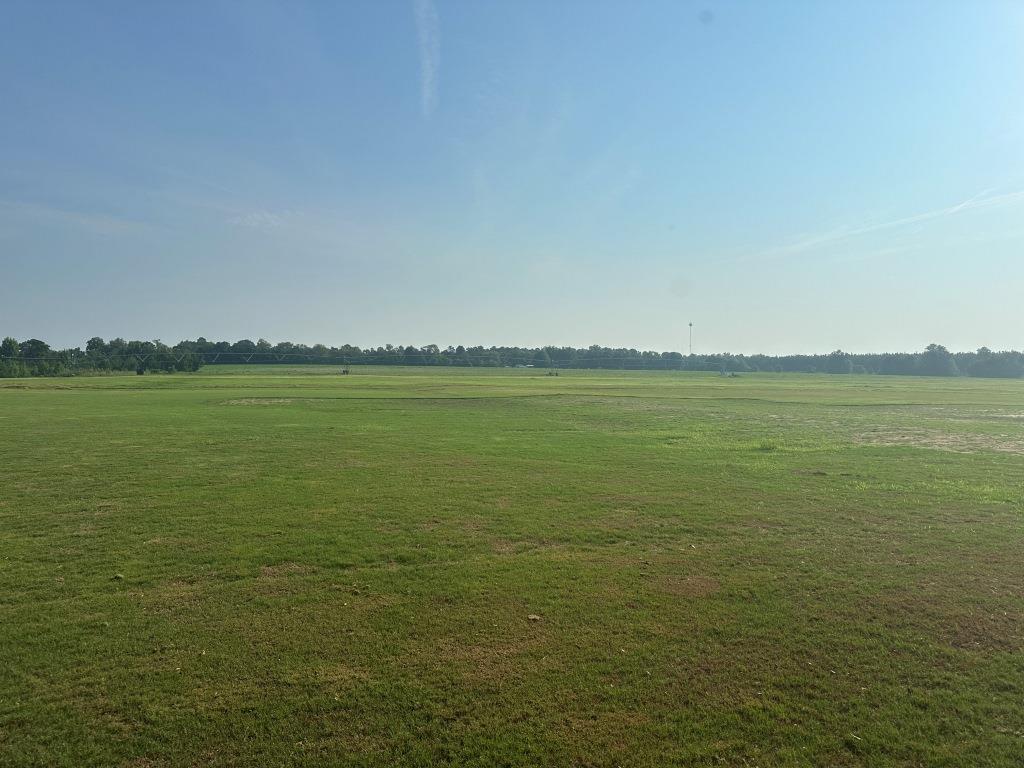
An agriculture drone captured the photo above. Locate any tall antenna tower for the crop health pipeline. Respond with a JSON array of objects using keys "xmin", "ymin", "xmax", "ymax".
[{"xmin": 689, "ymin": 322, "xmax": 693, "ymax": 355}]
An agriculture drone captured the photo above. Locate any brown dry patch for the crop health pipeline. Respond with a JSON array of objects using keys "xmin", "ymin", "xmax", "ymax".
[
  {"xmin": 600, "ymin": 492, "xmax": 667, "ymax": 506},
  {"xmin": 154, "ymin": 578, "xmax": 205, "ymax": 595},
  {"xmin": 435, "ymin": 630, "xmax": 552, "ymax": 684},
  {"xmin": 121, "ymin": 758, "xmax": 168, "ymax": 768},
  {"xmin": 146, "ymin": 579, "xmax": 208, "ymax": 615},
  {"xmin": 417, "ymin": 517, "xmax": 444, "ymax": 532},
  {"xmin": 726, "ymin": 518, "xmax": 789, "ymax": 538},
  {"xmin": 142, "ymin": 536, "xmax": 197, "ymax": 548},
  {"xmin": 437, "ymin": 455, "xmax": 480, "ymax": 468},
  {"xmin": 222, "ymin": 398, "xmax": 295, "ymax": 405},
  {"xmin": 69, "ymin": 697, "xmax": 138, "ymax": 741},
  {"xmin": 947, "ymin": 611, "xmax": 1023, "ymax": 652},
  {"xmin": 260, "ymin": 561, "xmax": 316, "ymax": 578},
  {"xmin": 310, "ymin": 663, "xmax": 371, "ymax": 686},
  {"xmin": 335, "ymin": 457, "xmax": 375, "ymax": 469},
  {"xmin": 863, "ymin": 590, "xmax": 1023, "ymax": 653},
  {"xmin": 561, "ymin": 708, "xmax": 653, "ymax": 754},
  {"xmin": 491, "ymin": 538, "xmax": 519, "ymax": 555},
  {"xmin": 656, "ymin": 574, "xmax": 720, "ymax": 598},
  {"xmin": 856, "ymin": 427, "xmax": 1024, "ymax": 454},
  {"xmin": 490, "ymin": 537, "xmax": 566, "ymax": 556}
]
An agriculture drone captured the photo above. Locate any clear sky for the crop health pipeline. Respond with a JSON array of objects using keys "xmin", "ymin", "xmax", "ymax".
[{"xmin": 2, "ymin": 1, "xmax": 1022, "ymax": 354}]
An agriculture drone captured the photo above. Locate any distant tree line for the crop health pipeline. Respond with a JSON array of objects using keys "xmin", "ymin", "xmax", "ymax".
[
  {"xmin": 2, "ymin": 336, "xmax": 1024, "ymax": 379},
  {"xmin": 0, "ymin": 337, "xmax": 202, "ymax": 377}
]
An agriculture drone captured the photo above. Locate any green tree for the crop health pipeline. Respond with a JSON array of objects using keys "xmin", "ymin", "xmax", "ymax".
[
  {"xmin": 0, "ymin": 337, "xmax": 26, "ymax": 377},
  {"xmin": 968, "ymin": 350, "xmax": 1024, "ymax": 378},
  {"xmin": 919, "ymin": 344, "xmax": 959, "ymax": 377},
  {"xmin": 824, "ymin": 350, "xmax": 853, "ymax": 374}
]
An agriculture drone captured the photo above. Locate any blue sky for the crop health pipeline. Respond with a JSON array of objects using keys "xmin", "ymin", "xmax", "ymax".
[{"xmin": 2, "ymin": 0, "xmax": 1022, "ymax": 354}]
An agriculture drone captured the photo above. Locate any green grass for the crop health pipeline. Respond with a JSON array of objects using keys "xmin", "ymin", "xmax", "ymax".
[{"xmin": 1, "ymin": 367, "xmax": 1023, "ymax": 766}]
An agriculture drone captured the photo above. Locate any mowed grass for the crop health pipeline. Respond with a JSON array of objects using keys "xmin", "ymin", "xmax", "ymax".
[{"xmin": 1, "ymin": 367, "xmax": 1023, "ymax": 767}]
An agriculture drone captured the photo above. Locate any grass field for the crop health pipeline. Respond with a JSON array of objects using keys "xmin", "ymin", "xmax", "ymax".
[{"xmin": 2, "ymin": 366, "xmax": 1023, "ymax": 767}]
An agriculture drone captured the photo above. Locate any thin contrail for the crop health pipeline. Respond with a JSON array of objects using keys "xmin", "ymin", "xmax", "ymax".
[
  {"xmin": 413, "ymin": 0, "xmax": 440, "ymax": 118},
  {"xmin": 745, "ymin": 188, "xmax": 1024, "ymax": 262}
]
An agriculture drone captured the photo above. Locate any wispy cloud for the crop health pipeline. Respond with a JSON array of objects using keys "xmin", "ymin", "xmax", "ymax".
[
  {"xmin": 227, "ymin": 210, "xmax": 292, "ymax": 229},
  {"xmin": 413, "ymin": 0, "xmax": 440, "ymax": 117},
  {"xmin": 747, "ymin": 188, "xmax": 1024, "ymax": 262}
]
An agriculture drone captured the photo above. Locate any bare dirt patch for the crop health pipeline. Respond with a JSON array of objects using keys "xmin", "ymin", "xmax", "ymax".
[{"xmin": 856, "ymin": 427, "xmax": 1024, "ymax": 455}]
